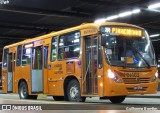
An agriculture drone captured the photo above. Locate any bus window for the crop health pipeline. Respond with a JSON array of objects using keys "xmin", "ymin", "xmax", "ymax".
[
  {"xmin": 16, "ymin": 45, "xmax": 22, "ymax": 66},
  {"xmin": 32, "ymin": 46, "xmax": 42, "ymax": 69},
  {"xmin": 58, "ymin": 31, "xmax": 80, "ymax": 59},
  {"xmin": 51, "ymin": 37, "xmax": 57, "ymax": 62},
  {"xmin": 3, "ymin": 49, "xmax": 9, "ymax": 68},
  {"xmin": 22, "ymin": 47, "xmax": 32, "ymax": 65},
  {"xmin": 44, "ymin": 46, "xmax": 48, "ymax": 68}
]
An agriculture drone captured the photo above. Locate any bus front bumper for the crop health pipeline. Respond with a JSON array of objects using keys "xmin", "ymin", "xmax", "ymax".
[{"xmin": 103, "ymin": 82, "xmax": 158, "ymax": 97}]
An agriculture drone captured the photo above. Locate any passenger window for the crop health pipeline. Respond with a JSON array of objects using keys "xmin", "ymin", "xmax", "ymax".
[
  {"xmin": 32, "ymin": 46, "xmax": 42, "ymax": 69},
  {"xmin": 16, "ymin": 45, "xmax": 22, "ymax": 66},
  {"xmin": 51, "ymin": 37, "xmax": 57, "ymax": 62},
  {"xmin": 44, "ymin": 46, "xmax": 48, "ymax": 68},
  {"xmin": 58, "ymin": 31, "xmax": 80, "ymax": 60},
  {"xmin": 3, "ymin": 49, "xmax": 9, "ymax": 68},
  {"xmin": 22, "ymin": 47, "xmax": 32, "ymax": 65}
]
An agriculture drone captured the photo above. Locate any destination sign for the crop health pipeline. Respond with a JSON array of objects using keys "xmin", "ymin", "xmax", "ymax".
[{"xmin": 111, "ymin": 27, "xmax": 142, "ymax": 36}]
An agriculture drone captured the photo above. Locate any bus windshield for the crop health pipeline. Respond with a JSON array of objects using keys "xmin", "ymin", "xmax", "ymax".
[{"xmin": 101, "ymin": 29, "xmax": 156, "ymax": 68}]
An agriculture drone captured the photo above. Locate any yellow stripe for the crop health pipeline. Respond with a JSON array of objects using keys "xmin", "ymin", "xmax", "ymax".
[{"xmin": 38, "ymin": 94, "xmax": 47, "ymax": 98}]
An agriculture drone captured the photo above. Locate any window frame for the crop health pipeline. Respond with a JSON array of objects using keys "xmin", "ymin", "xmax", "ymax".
[
  {"xmin": 3, "ymin": 48, "xmax": 9, "ymax": 68},
  {"xmin": 16, "ymin": 45, "xmax": 22, "ymax": 66},
  {"xmin": 57, "ymin": 31, "xmax": 81, "ymax": 60},
  {"xmin": 22, "ymin": 46, "xmax": 32, "ymax": 66},
  {"xmin": 50, "ymin": 36, "xmax": 58, "ymax": 62}
]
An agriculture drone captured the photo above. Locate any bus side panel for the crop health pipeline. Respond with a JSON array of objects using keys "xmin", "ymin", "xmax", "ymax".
[
  {"xmin": 16, "ymin": 65, "xmax": 31, "ymax": 94},
  {"xmin": 48, "ymin": 61, "xmax": 64, "ymax": 96},
  {"xmin": 2, "ymin": 68, "xmax": 7, "ymax": 93},
  {"xmin": 14, "ymin": 66, "xmax": 22, "ymax": 93},
  {"xmin": 97, "ymin": 67, "xmax": 104, "ymax": 97},
  {"xmin": 48, "ymin": 59, "xmax": 81, "ymax": 96}
]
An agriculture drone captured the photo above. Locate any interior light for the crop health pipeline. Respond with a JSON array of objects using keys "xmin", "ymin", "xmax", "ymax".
[
  {"xmin": 73, "ymin": 39, "xmax": 79, "ymax": 43},
  {"xmin": 148, "ymin": 2, "xmax": 160, "ymax": 9},
  {"xmin": 149, "ymin": 34, "xmax": 160, "ymax": 38},
  {"xmin": 73, "ymin": 48, "xmax": 80, "ymax": 51},
  {"xmin": 59, "ymin": 43, "xmax": 63, "ymax": 46},
  {"xmin": 94, "ymin": 18, "xmax": 106, "ymax": 24},
  {"xmin": 24, "ymin": 44, "xmax": 33, "ymax": 48},
  {"xmin": 106, "ymin": 15, "xmax": 118, "ymax": 21},
  {"xmin": 119, "ymin": 11, "xmax": 132, "ymax": 17}
]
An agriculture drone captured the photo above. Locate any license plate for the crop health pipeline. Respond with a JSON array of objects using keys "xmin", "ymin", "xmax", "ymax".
[{"xmin": 134, "ymin": 86, "xmax": 143, "ymax": 90}]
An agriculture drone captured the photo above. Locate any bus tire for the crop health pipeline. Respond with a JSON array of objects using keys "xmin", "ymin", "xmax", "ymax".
[
  {"xmin": 53, "ymin": 96, "xmax": 64, "ymax": 101},
  {"xmin": 67, "ymin": 79, "xmax": 86, "ymax": 102},
  {"xmin": 109, "ymin": 96, "xmax": 126, "ymax": 103},
  {"xmin": 18, "ymin": 81, "xmax": 30, "ymax": 99}
]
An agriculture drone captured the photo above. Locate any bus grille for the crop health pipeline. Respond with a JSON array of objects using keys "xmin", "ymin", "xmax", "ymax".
[
  {"xmin": 122, "ymin": 78, "xmax": 150, "ymax": 84},
  {"xmin": 127, "ymin": 87, "xmax": 148, "ymax": 92}
]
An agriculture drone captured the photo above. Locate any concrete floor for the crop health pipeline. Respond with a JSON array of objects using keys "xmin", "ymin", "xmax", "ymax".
[{"xmin": 0, "ymin": 93, "xmax": 160, "ymax": 113}]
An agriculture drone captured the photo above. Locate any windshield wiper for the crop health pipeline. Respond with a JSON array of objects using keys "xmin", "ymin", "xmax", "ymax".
[
  {"xmin": 134, "ymin": 47, "xmax": 151, "ymax": 68},
  {"xmin": 128, "ymin": 39, "xmax": 151, "ymax": 68}
]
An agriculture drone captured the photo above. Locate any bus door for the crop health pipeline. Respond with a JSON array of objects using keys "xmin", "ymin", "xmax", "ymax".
[
  {"xmin": 43, "ymin": 45, "xmax": 49, "ymax": 94},
  {"xmin": 7, "ymin": 52, "xmax": 15, "ymax": 93},
  {"xmin": 31, "ymin": 46, "xmax": 43, "ymax": 93},
  {"xmin": 83, "ymin": 35, "xmax": 98, "ymax": 95}
]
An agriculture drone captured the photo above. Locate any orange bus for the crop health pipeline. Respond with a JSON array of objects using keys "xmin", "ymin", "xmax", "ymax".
[{"xmin": 2, "ymin": 22, "xmax": 158, "ymax": 103}]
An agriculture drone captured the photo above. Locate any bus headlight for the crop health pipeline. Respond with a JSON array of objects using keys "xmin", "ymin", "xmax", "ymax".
[
  {"xmin": 152, "ymin": 71, "xmax": 158, "ymax": 82},
  {"xmin": 108, "ymin": 69, "xmax": 121, "ymax": 83}
]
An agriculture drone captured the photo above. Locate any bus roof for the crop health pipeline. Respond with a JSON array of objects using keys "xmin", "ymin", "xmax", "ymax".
[{"xmin": 4, "ymin": 22, "xmax": 144, "ymax": 49}]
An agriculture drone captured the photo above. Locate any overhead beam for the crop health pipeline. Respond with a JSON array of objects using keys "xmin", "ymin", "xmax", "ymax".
[
  {"xmin": 79, "ymin": 0, "xmax": 143, "ymax": 9},
  {"xmin": 0, "ymin": 34, "xmax": 26, "ymax": 40},
  {"xmin": 0, "ymin": 24, "xmax": 52, "ymax": 31},
  {"xmin": 0, "ymin": 20, "xmax": 71, "ymax": 31},
  {"xmin": 0, "ymin": 5, "xmax": 92, "ymax": 19}
]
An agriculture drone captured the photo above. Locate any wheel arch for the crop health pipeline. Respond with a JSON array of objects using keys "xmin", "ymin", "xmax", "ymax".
[
  {"xmin": 18, "ymin": 79, "xmax": 28, "ymax": 89},
  {"xmin": 63, "ymin": 75, "xmax": 79, "ymax": 100}
]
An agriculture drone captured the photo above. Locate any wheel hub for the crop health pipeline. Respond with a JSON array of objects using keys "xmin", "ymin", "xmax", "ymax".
[
  {"xmin": 70, "ymin": 85, "xmax": 79, "ymax": 99},
  {"xmin": 20, "ymin": 86, "xmax": 27, "ymax": 98}
]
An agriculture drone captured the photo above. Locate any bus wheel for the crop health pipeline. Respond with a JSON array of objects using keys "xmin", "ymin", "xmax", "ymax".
[
  {"xmin": 67, "ymin": 79, "xmax": 86, "ymax": 102},
  {"xmin": 109, "ymin": 96, "xmax": 126, "ymax": 103},
  {"xmin": 53, "ymin": 96, "xmax": 64, "ymax": 101},
  {"xmin": 18, "ymin": 81, "xmax": 29, "ymax": 99}
]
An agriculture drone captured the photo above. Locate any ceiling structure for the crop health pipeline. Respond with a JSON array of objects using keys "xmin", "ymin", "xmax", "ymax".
[{"xmin": 0, "ymin": 0, "xmax": 160, "ymax": 60}]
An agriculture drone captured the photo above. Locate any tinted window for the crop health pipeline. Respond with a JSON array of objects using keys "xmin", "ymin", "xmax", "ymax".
[
  {"xmin": 22, "ymin": 47, "xmax": 32, "ymax": 65},
  {"xmin": 3, "ymin": 49, "xmax": 9, "ymax": 68},
  {"xmin": 32, "ymin": 47, "xmax": 42, "ymax": 69},
  {"xmin": 44, "ymin": 46, "xmax": 48, "ymax": 68},
  {"xmin": 51, "ymin": 37, "xmax": 57, "ymax": 61},
  {"xmin": 16, "ymin": 45, "xmax": 22, "ymax": 66},
  {"xmin": 58, "ymin": 31, "xmax": 80, "ymax": 59}
]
